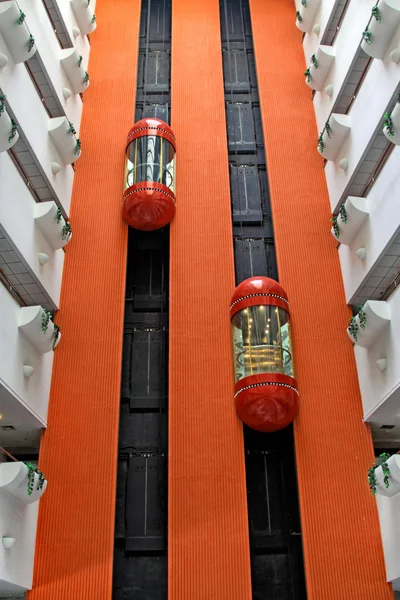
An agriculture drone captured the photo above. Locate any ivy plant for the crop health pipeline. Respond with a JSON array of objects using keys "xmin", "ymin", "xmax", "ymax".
[
  {"xmin": 317, "ymin": 133, "xmax": 324, "ymax": 153},
  {"xmin": 67, "ymin": 121, "xmax": 76, "ymax": 135},
  {"xmin": 331, "ymin": 215, "xmax": 340, "ymax": 239},
  {"xmin": 0, "ymin": 94, "xmax": 6, "ymax": 115},
  {"xmin": 56, "ymin": 206, "xmax": 63, "ymax": 224},
  {"xmin": 77, "ymin": 54, "xmax": 83, "ymax": 68},
  {"xmin": 75, "ymin": 138, "xmax": 81, "ymax": 155},
  {"xmin": 83, "ymin": 71, "xmax": 90, "ymax": 85},
  {"xmin": 16, "ymin": 10, "xmax": 25, "ymax": 25},
  {"xmin": 25, "ymin": 462, "xmax": 45, "ymax": 496},
  {"xmin": 347, "ymin": 304, "xmax": 367, "ymax": 341},
  {"xmin": 8, "ymin": 119, "xmax": 18, "ymax": 144},
  {"xmin": 27, "ymin": 34, "xmax": 35, "ymax": 53},
  {"xmin": 87, "ymin": 0, "xmax": 90, "ymax": 5},
  {"xmin": 301, "ymin": 0, "xmax": 307, "ymax": 5},
  {"xmin": 368, "ymin": 453, "xmax": 391, "ymax": 495},
  {"xmin": 296, "ymin": 11, "xmax": 303, "ymax": 23},
  {"xmin": 362, "ymin": 29, "xmax": 372, "ymax": 44},
  {"xmin": 384, "ymin": 112, "xmax": 394, "ymax": 137},
  {"xmin": 310, "ymin": 54, "xmax": 318, "ymax": 69},
  {"xmin": 91, "ymin": 14, "xmax": 96, "ymax": 24},
  {"xmin": 347, "ymin": 316, "xmax": 358, "ymax": 341},
  {"xmin": 339, "ymin": 203, "xmax": 347, "ymax": 224},
  {"xmin": 371, "ymin": 5, "xmax": 381, "ymax": 22},
  {"xmin": 358, "ymin": 304, "xmax": 367, "ymax": 330},
  {"xmin": 62, "ymin": 222, "xmax": 72, "ymax": 241},
  {"xmin": 53, "ymin": 325, "xmax": 61, "ymax": 350},
  {"xmin": 325, "ymin": 121, "xmax": 332, "ymax": 138},
  {"xmin": 304, "ymin": 68, "xmax": 312, "ymax": 83},
  {"xmin": 41, "ymin": 308, "xmax": 52, "ymax": 334}
]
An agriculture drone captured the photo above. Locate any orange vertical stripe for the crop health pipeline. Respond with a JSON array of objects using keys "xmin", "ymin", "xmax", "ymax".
[
  {"xmin": 27, "ymin": 1, "xmax": 141, "ymax": 598},
  {"xmin": 249, "ymin": 0, "xmax": 393, "ymax": 598},
  {"xmin": 168, "ymin": 0, "xmax": 252, "ymax": 598}
]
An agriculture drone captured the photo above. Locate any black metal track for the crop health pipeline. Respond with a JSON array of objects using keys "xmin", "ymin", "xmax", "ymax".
[
  {"xmin": 220, "ymin": 0, "xmax": 307, "ymax": 597},
  {"xmin": 112, "ymin": 1, "xmax": 171, "ymax": 598}
]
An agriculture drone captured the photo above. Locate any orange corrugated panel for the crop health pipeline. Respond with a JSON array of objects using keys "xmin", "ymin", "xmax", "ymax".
[
  {"xmin": 169, "ymin": 1, "xmax": 252, "ymax": 599},
  {"xmin": 249, "ymin": 0, "xmax": 393, "ymax": 598},
  {"xmin": 27, "ymin": 1, "xmax": 141, "ymax": 598}
]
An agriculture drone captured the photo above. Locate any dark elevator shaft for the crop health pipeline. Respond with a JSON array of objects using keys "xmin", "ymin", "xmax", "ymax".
[
  {"xmin": 113, "ymin": 1, "xmax": 171, "ymax": 598},
  {"xmin": 220, "ymin": 0, "xmax": 307, "ymax": 597}
]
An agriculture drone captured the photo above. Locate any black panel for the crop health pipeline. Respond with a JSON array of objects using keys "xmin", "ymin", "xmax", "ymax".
[
  {"xmin": 227, "ymin": 102, "xmax": 256, "ymax": 153},
  {"xmin": 125, "ymin": 455, "xmax": 166, "ymax": 552},
  {"xmin": 230, "ymin": 165, "xmax": 263, "ymax": 223},
  {"xmin": 113, "ymin": 548, "xmax": 167, "ymax": 600}
]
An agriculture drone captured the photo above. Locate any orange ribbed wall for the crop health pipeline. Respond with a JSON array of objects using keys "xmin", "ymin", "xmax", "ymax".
[
  {"xmin": 249, "ymin": 0, "xmax": 393, "ymax": 598},
  {"xmin": 168, "ymin": 0, "xmax": 252, "ymax": 598},
  {"xmin": 27, "ymin": 1, "xmax": 140, "ymax": 598}
]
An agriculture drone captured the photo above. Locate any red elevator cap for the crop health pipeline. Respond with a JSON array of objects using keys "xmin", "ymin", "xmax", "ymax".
[
  {"xmin": 126, "ymin": 118, "xmax": 176, "ymax": 151},
  {"xmin": 230, "ymin": 276, "xmax": 290, "ymax": 319}
]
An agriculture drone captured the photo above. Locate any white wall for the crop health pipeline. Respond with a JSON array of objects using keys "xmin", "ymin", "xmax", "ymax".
[
  {"xmin": 0, "ymin": 31, "xmax": 74, "ymax": 215},
  {"xmin": 354, "ymin": 286, "xmax": 400, "ymax": 422},
  {"xmin": 325, "ymin": 25, "xmax": 400, "ymax": 212},
  {"xmin": 302, "ymin": 0, "xmax": 336, "ymax": 62},
  {"xmin": 0, "ymin": 284, "xmax": 53, "ymax": 427},
  {"xmin": 0, "ymin": 490, "xmax": 39, "ymax": 594},
  {"xmin": 377, "ymin": 492, "xmax": 400, "ymax": 590},
  {"xmin": 0, "ymin": 152, "xmax": 64, "ymax": 309},
  {"xmin": 55, "ymin": 0, "xmax": 96, "ymax": 57},
  {"xmin": 20, "ymin": 0, "xmax": 84, "ymax": 132},
  {"xmin": 338, "ymin": 147, "xmax": 400, "ymax": 303}
]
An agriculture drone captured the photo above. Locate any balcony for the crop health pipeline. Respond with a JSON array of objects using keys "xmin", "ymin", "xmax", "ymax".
[
  {"xmin": 70, "ymin": 0, "xmax": 97, "ymax": 36},
  {"xmin": 60, "ymin": 48, "xmax": 90, "ymax": 94},
  {"xmin": 376, "ymin": 454, "xmax": 400, "ymax": 592},
  {"xmin": 0, "ymin": 1, "xmax": 36, "ymax": 64},
  {"xmin": 347, "ymin": 300, "xmax": 390, "ymax": 349},
  {"xmin": 361, "ymin": 0, "xmax": 400, "ymax": 60},
  {"xmin": 0, "ymin": 105, "xmax": 19, "ymax": 153},
  {"xmin": 295, "ymin": 0, "xmax": 321, "ymax": 34},
  {"xmin": 383, "ymin": 100, "xmax": 400, "ymax": 145},
  {"xmin": 0, "ymin": 456, "xmax": 46, "ymax": 594},
  {"xmin": 48, "ymin": 116, "xmax": 81, "ymax": 165},
  {"xmin": 305, "ymin": 45, "xmax": 335, "ymax": 92},
  {"xmin": 317, "ymin": 113, "xmax": 350, "ymax": 161},
  {"xmin": 331, "ymin": 196, "xmax": 369, "ymax": 246}
]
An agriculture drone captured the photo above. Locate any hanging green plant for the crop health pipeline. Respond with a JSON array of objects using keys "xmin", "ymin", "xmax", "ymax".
[
  {"xmin": 304, "ymin": 67, "xmax": 312, "ymax": 83},
  {"xmin": 301, "ymin": 0, "xmax": 307, "ymax": 5},
  {"xmin": 16, "ymin": 10, "xmax": 25, "ymax": 25},
  {"xmin": 91, "ymin": 14, "xmax": 96, "ymax": 24},
  {"xmin": 25, "ymin": 462, "xmax": 45, "ymax": 495},
  {"xmin": 0, "ymin": 94, "xmax": 6, "ymax": 115},
  {"xmin": 362, "ymin": 29, "xmax": 373, "ymax": 44},
  {"xmin": 27, "ymin": 34, "xmax": 35, "ymax": 53},
  {"xmin": 384, "ymin": 112, "xmax": 394, "ymax": 137},
  {"xmin": 62, "ymin": 222, "xmax": 72, "ymax": 241},
  {"xmin": 87, "ymin": 0, "xmax": 90, "ymax": 5},
  {"xmin": 325, "ymin": 121, "xmax": 332, "ymax": 138},
  {"xmin": 75, "ymin": 138, "xmax": 81, "ymax": 155},
  {"xmin": 77, "ymin": 54, "xmax": 83, "ymax": 68},
  {"xmin": 8, "ymin": 119, "xmax": 18, "ymax": 144},
  {"xmin": 347, "ymin": 316, "xmax": 358, "ymax": 341},
  {"xmin": 371, "ymin": 5, "xmax": 381, "ymax": 22},
  {"xmin": 368, "ymin": 453, "xmax": 391, "ymax": 495},
  {"xmin": 56, "ymin": 206, "xmax": 63, "ymax": 224},
  {"xmin": 68, "ymin": 121, "xmax": 76, "ymax": 136},
  {"xmin": 53, "ymin": 324, "xmax": 61, "ymax": 349},
  {"xmin": 41, "ymin": 308, "xmax": 52, "ymax": 334},
  {"xmin": 358, "ymin": 304, "xmax": 367, "ymax": 330},
  {"xmin": 296, "ymin": 11, "xmax": 303, "ymax": 23},
  {"xmin": 83, "ymin": 71, "xmax": 90, "ymax": 85},
  {"xmin": 339, "ymin": 203, "xmax": 347, "ymax": 224},
  {"xmin": 310, "ymin": 54, "xmax": 319, "ymax": 69},
  {"xmin": 331, "ymin": 215, "xmax": 340, "ymax": 239},
  {"xmin": 317, "ymin": 133, "xmax": 324, "ymax": 153}
]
